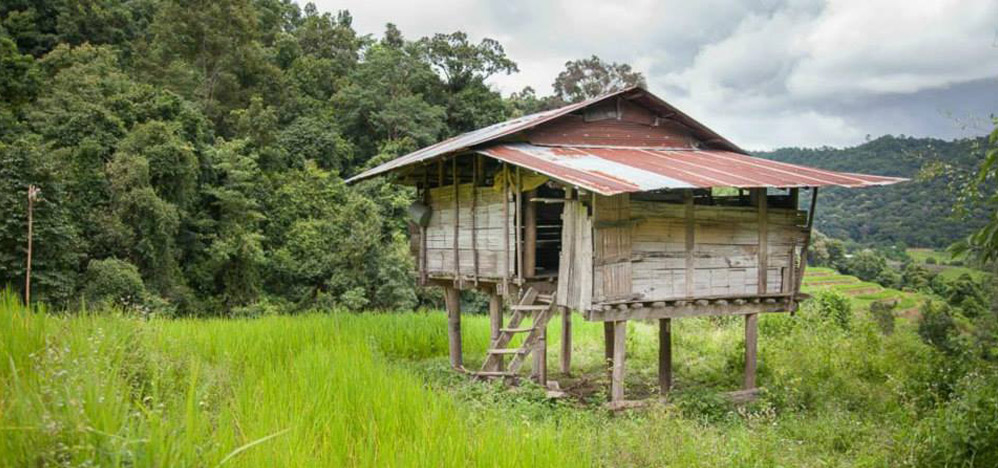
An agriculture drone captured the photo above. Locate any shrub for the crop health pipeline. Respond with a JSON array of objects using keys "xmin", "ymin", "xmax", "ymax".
[
  {"xmin": 806, "ymin": 290, "xmax": 852, "ymax": 330},
  {"xmin": 925, "ymin": 257, "xmax": 937, "ymax": 265},
  {"xmin": 870, "ymin": 300, "xmax": 897, "ymax": 335},
  {"xmin": 917, "ymin": 301, "xmax": 959, "ymax": 355},
  {"xmin": 82, "ymin": 258, "xmax": 147, "ymax": 308},
  {"xmin": 903, "ymin": 370, "xmax": 998, "ymax": 467}
]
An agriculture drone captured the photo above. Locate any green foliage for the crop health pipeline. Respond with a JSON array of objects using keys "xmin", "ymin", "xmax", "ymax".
[
  {"xmin": 759, "ymin": 136, "xmax": 989, "ymax": 247},
  {"xmin": 903, "ymin": 370, "xmax": 998, "ymax": 467},
  {"xmin": 806, "ymin": 290, "xmax": 852, "ymax": 330},
  {"xmin": 552, "ymin": 55, "xmax": 646, "ymax": 103},
  {"xmin": 870, "ymin": 300, "xmax": 897, "ymax": 335},
  {"xmin": 918, "ymin": 300, "xmax": 959, "ymax": 355},
  {"xmin": 82, "ymin": 257, "xmax": 147, "ymax": 307}
]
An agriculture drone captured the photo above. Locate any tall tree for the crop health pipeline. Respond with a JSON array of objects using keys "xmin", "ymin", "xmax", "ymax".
[{"xmin": 552, "ymin": 55, "xmax": 646, "ymax": 103}]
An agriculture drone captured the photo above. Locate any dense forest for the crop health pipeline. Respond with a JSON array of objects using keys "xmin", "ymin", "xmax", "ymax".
[
  {"xmin": 758, "ymin": 135, "xmax": 989, "ymax": 247},
  {"xmin": 0, "ymin": 0, "xmax": 989, "ymax": 317}
]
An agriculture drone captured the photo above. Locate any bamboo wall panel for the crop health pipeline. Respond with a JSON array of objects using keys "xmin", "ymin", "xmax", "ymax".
[
  {"xmin": 424, "ymin": 183, "xmax": 515, "ymax": 277},
  {"xmin": 593, "ymin": 194, "xmax": 633, "ymax": 302},
  {"xmin": 557, "ymin": 200, "xmax": 593, "ymax": 310},
  {"xmin": 629, "ymin": 201, "xmax": 806, "ymax": 301}
]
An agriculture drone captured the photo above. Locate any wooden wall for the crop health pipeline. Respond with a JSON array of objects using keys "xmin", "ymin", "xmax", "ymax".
[
  {"xmin": 629, "ymin": 200, "xmax": 807, "ymax": 301},
  {"xmin": 423, "ymin": 183, "xmax": 515, "ymax": 278}
]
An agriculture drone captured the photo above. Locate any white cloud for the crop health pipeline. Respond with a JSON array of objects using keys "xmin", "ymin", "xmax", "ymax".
[{"xmin": 311, "ymin": 0, "xmax": 998, "ymax": 149}]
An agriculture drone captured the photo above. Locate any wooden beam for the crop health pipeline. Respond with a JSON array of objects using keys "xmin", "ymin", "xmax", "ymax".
[
  {"xmin": 560, "ymin": 307, "xmax": 572, "ymax": 375},
  {"xmin": 524, "ymin": 188, "xmax": 537, "ymax": 278},
  {"xmin": 471, "ymin": 156, "xmax": 479, "ymax": 284},
  {"xmin": 452, "ymin": 157, "xmax": 460, "ymax": 282},
  {"xmin": 585, "ymin": 299, "xmax": 790, "ymax": 322},
  {"xmin": 420, "ymin": 171, "xmax": 428, "ymax": 285},
  {"xmin": 533, "ymin": 322, "xmax": 547, "ymax": 385},
  {"xmin": 489, "ymin": 289, "xmax": 503, "ymax": 371},
  {"xmin": 756, "ymin": 188, "xmax": 768, "ymax": 295},
  {"xmin": 611, "ymin": 320, "xmax": 627, "ymax": 402},
  {"xmin": 659, "ymin": 318, "xmax": 672, "ymax": 395},
  {"xmin": 444, "ymin": 286, "xmax": 462, "ymax": 369},
  {"xmin": 744, "ymin": 312, "xmax": 758, "ymax": 390},
  {"xmin": 603, "ymin": 321, "xmax": 614, "ymax": 383},
  {"xmin": 684, "ymin": 190, "xmax": 695, "ymax": 297},
  {"xmin": 515, "ymin": 167, "xmax": 523, "ymax": 284},
  {"xmin": 502, "ymin": 163, "xmax": 510, "ymax": 294}
]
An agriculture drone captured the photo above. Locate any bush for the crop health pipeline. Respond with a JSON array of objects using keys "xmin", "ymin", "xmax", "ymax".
[
  {"xmin": 805, "ymin": 290, "xmax": 852, "ymax": 330},
  {"xmin": 917, "ymin": 300, "xmax": 959, "ymax": 355},
  {"xmin": 925, "ymin": 257, "xmax": 937, "ymax": 265},
  {"xmin": 82, "ymin": 258, "xmax": 147, "ymax": 308},
  {"xmin": 870, "ymin": 300, "xmax": 897, "ymax": 335},
  {"xmin": 903, "ymin": 370, "xmax": 998, "ymax": 467}
]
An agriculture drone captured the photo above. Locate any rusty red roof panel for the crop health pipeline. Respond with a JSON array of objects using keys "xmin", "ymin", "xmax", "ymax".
[
  {"xmin": 475, "ymin": 143, "xmax": 907, "ymax": 195},
  {"xmin": 346, "ymin": 86, "xmax": 747, "ymax": 184}
]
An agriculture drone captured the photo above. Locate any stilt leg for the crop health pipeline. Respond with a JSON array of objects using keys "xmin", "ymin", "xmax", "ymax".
[
  {"xmin": 560, "ymin": 307, "xmax": 572, "ymax": 375},
  {"xmin": 533, "ymin": 325, "xmax": 547, "ymax": 385},
  {"xmin": 489, "ymin": 290, "xmax": 503, "ymax": 371},
  {"xmin": 659, "ymin": 318, "xmax": 672, "ymax": 395},
  {"xmin": 444, "ymin": 286, "xmax": 462, "ymax": 369},
  {"xmin": 744, "ymin": 313, "xmax": 758, "ymax": 389},
  {"xmin": 603, "ymin": 321, "xmax": 614, "ymax": 384},
  {"xmin": 611, "ymin": 320, "xmax": 627, "ymax": 403}
]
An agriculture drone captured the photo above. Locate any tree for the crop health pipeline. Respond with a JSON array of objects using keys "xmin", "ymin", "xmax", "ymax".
[
  {"xmin": 552, "ymin": 55, "xmax": 646, "ymax": 103},
  {"xmin": 419, "ymin": 31, "xmax": 517, "ymax": 91},
  {"xmin": 951, "ymin": 119, "xmax": 998, "ymax": 265}
]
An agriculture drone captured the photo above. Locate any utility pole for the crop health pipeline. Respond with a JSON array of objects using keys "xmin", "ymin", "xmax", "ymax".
[{"xmin": 25, "ymin": 185, "xmax": 40, "ymax": 307}]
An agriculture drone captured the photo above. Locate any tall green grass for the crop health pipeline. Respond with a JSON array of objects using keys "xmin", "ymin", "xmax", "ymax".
[
  {"xmin": 0, "ymin": 294, "xmax": 591, "ymax": 467},
  {"xmin": 1, "ymin": 285, "xmax": 961, "ymax": 467}
]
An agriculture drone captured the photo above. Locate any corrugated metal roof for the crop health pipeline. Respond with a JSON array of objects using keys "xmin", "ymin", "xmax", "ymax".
[
  {"xmin": 346, "ymin": 86, "xmax": 746, "ymax": 184},
  {"xmin": 476, "ymin": 143, "xmax": 906, "ymax": 195}
]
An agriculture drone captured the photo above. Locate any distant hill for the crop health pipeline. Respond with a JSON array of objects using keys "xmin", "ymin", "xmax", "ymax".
[{"xmin": 756, "ymin": 135, "xmax": 988, "ymax": 248}]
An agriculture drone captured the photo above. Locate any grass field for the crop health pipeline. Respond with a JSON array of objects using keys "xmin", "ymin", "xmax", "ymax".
[
  {"xmin": 907, "ymin": 248, "xmax": 991, "ymax": 281},
  {"xmin": 0, "ymin": 275, "xmax": 951, "ymax": 467}
]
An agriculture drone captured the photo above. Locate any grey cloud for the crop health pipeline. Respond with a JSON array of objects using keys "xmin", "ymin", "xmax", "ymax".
[{"xmin": 313, "ymin": 0, "xmax": 998, "ymax": 148}]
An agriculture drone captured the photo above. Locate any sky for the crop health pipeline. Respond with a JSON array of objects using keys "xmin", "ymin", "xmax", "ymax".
[{"xmin": 313, "ymin": 0, "xmax": 998, "ymax": 150}]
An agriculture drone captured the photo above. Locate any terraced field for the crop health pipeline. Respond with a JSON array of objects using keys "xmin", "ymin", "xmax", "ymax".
[{"xmin": 801, "ymin": 267, "xmax": 929, "ymax": 317}]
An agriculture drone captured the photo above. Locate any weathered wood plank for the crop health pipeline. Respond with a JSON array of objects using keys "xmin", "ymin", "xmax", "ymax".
[
  {"xmin": 659, "ymin": 318, "xmax": 672, "ymax": 395},
  {"xmin": 744, "ymin": 312, "xmax": 758, "ymax": 389},
  {"xmin": 611, "ymin": 320, "xmax": 627, "ymax": 402},
  {"xmin": 585, "ymin": 299, "xmax": 790, "ymax": 321},
  {"xmin": 444, "ymin": 285, "xmax": 462, "ymax": 368}
]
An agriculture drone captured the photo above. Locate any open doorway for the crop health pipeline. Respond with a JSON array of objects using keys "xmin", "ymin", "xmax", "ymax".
[{"xmin": 527, "ymin": 182, "xmax": 565, "ymax": 278}]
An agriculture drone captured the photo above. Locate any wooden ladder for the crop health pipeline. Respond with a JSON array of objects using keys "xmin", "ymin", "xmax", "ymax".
[{"xmin": 476, "ymin": 287, "xmax": 557, "ymax": 378}]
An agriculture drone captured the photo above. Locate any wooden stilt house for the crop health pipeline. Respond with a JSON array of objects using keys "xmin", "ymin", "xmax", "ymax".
[{"xmin": 347, "ymin": 86, "xmax": 905, "ymax": 403}]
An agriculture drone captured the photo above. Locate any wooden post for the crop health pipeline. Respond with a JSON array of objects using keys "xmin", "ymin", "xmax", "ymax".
[
  {"xmin": 420, "ymin": 171, "xmax": 428, "ymax": 285},
  {"xmin": 524, "ymin": 188, "xmax": 537, "ymax": 278},
  {"xmin": 471, "ymin": 155, "xmax": 479, "ymax": 284},
  {"xmin": 659, "ymin": 318, "xmax": 672, "ymax": 395},
  {"xmin": 744, "ymin": 312, "xmax": 758, "ymax": 390},
  {"xmin": 515, "ymin": 167, "xmax": 523, "ymax": 283},
  {"xmin": 560, "ymin": 307, "xmax": 572, "ymax": 375},
  {"xmin": 603, "ymin": 321, "xmax": 614, "ymax": 383},
  {"xmin": 756, "ymin": 188, "xmax": 768, "ymax": 294},
  {"xmin": 25, "ymin": 185, "xmax": 39, "ymax": 307},
  {"xmin": 452, "ymin": 158, "xmax": 460, "ymax": 283},
  {"xmin": 444, "ymin": 286, "xmax": 463, "ymax": 369},
  {"xmin": 684, "ymin": 190, "xmax": 695, "ymax": 297},
  {"xmin": 533, "ymin": 324, "xmax": 547, "ymax": 385},
  {"xmin": 502, "ymin": 164, "xmax": 510, "ymax": 293},
  {"xmin": 611, "ymin": 320, "xmax": 627, "ymax": 402},
  {"xmin": 489, "ymin": 289, "xmax": 503, "ymax": 371}
]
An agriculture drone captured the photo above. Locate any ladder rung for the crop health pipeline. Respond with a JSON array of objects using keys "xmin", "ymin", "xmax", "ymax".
[
  {"xmin": 536, "ymin": 294, "xmax": 555, "ymax": 303},
  {"xmin": 501, "ymin": 327, "xmax": 535, "ymax": 333},
  {"xmin": 510, "ymin": 305, "xmax": 549, "ymax": 311},
  {"xmin": 474, "ymin": 371, "xmax": 514, "ymax": 377},
  {"xmin": 488, "ymin": 348, "xmax": 527, "ymax": 355}
]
